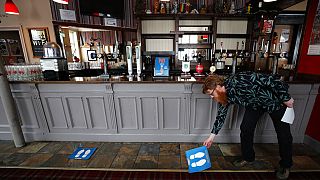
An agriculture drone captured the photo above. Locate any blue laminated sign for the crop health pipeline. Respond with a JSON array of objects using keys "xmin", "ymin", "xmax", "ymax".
[
  {"xmin": 68, "ymin": 147, "xmax": 96, "ymax": 160},
  {"xmin": 185, "ymin": 146, "xmax": 211, "ymax": 173}
]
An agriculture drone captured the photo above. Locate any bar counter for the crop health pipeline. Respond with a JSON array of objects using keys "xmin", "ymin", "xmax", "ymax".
[
  {"xmin": 0, "ymin": 74, "xmax": 319, "ymax": 144},
  {"xmin": 8, "ymin": 74, "xmax": 320, "ymax": 84}
]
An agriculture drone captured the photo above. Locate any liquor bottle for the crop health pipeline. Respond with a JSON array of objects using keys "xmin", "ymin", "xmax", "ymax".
[
  {"xmin": 229, "ymin": 0, "xmax": 235, "ymax": 14},
  {"xmin": 154, "ymin": 0, "xmax": 159, "ymax": 14}
]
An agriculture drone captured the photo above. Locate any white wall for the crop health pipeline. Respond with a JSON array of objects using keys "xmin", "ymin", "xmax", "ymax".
[{"xmin": 0, "ymin": 0, "xmax": 56, "ymax": 63}]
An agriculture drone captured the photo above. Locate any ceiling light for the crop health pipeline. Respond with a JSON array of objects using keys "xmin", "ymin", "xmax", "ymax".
[
  {"xmin": 263, "ymin": 0, "xmax": 277, "ymax": 2},
  {"xmin": 53, "ymin": 0, "xmax": 69, "ymax": 5},
  {"xmin": 5, "ymin": 0, "xmax": 19, "ymax": 15}
]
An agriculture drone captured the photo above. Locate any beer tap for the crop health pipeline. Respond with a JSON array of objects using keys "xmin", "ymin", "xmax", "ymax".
[
  {"xmin": 219, "ymin": 41, "xmax": 223, "ymax": 60},
  {"xmin": 100, "ymin": 53, "xmax": 110, "ymax": 79},
  {"xmin": 272, "ymin": 42, "xmax": 281, "ymax": 74},
  {"xmin": 135, "ymin": 42, "xmax": 142, "ymax": 77},
  {"xmin": 215, "ymin": 41, "xmax": 225, "ymax": 70},
  {"xmin": 239, "ymin": 41, "xmax": 244, "ymax": 58},
  {"xmin": 232, "ymin": 42, "xmax": 239, "ymax": 74},
  {"xmin": 126, "ymin": 41, "xmax": 133, "ymax": 77},
  {"xmin": 264, "ymin": 40, "xmax": 269, "ymax": 59},
  {"xmin": 251, "ymin": 40, "xmax": 257, "ymax": 63},
  {"xmin": 181, "ymin": 54, "xmax": 191, "ymax": 78},
  {"xmin": 113, "ymin": 31, "xmax": 119, "ymax": 59},
  {"xmin": 238, "ymin": 41, "xmax": 245, "ymax": 66},
  {"xmin": 259, "ymin": 38, "xmax": 265, "ymax": 58},
  {"xmin": 222, "ymin": 47, "xmax": 227, "ymax": 60},
  {"xmin": 209, "ymin": 42, "xmax": 216, "ymax": 74}
]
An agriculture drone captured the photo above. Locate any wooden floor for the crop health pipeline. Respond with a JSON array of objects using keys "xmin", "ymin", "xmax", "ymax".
[{"xmin": 0, "ymin": 141, "xmax": 320, "ymax": 172}]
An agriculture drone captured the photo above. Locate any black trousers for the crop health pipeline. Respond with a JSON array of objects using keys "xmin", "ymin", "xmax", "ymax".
[{"xmin": 240, "ymin": 106, "xmax": 293, "ymax": 168}]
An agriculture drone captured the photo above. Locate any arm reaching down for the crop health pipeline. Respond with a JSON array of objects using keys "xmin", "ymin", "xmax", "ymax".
[
  {"xmin": 204, "ymin": 104, "xmax": 229, "ymax": 148},
  {"xmin": 203, "ymin": 133, "xmax": 216, "ymax": 148},
  {"xmin": 211, "ymin": 104, "xmax": 229, "ymax": 135}
]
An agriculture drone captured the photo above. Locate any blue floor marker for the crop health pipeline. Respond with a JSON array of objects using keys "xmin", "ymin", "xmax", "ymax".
[
  {"xmin": 185, "ymin": 146, "xmax": 211, "ymax": 173},
  {"xmin": 68, "ymin": 147, "xmax": 96, "ymax": 160}
]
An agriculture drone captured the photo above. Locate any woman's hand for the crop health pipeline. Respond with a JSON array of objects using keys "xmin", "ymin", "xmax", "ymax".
[
  {"xmin": 284, "ymin": 98, "xmax": 294, "ymax": 108},
  {"xmin": 203, "ymin": 134, "xmax": 216, "ymax": 148}
]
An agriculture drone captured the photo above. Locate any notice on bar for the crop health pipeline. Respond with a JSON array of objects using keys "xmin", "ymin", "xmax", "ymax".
[{"xmin": 308, "ymin": 45, "xmax": 320, "ymax": 55}]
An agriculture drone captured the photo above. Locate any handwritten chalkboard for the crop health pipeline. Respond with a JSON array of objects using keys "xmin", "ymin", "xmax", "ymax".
[{"xmin": 28, "ymin": 28, "xmax": 50, "ymax": 57}]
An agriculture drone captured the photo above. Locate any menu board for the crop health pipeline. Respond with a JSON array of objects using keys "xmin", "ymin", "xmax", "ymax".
[{"xmin": 28, "ymin": 28, "xmax": 50, "ymax": 57}]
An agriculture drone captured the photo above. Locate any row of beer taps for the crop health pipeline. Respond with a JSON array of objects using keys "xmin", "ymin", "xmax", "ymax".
[{"xmin": 211, "ymin": 41, "xmax": 251, "ymax": 74}]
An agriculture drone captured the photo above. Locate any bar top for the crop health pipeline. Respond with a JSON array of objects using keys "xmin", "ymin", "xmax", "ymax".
[{"xmin": 8, "ymin": 74, "xmax": 320, "ymax": 84}]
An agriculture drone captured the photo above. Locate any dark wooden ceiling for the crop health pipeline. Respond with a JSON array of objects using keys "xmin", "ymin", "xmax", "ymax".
[{"xmin": 250, "ymin": 0, "xmax": 307, "ymax": 13}]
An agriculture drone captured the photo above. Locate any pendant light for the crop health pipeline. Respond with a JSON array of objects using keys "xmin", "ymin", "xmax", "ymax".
[
  {"xmin": 53, "ymin": 0, "xmax": 69, "ymax": 5},
  {"xmin": 4, "ymin": 0, "xmax": 19, "ymax": 15}
]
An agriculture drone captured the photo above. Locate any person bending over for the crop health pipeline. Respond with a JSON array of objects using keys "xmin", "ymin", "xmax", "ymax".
[{"xmin": 202, "ymin": 71, "xmax": 294, "ymax": 180}]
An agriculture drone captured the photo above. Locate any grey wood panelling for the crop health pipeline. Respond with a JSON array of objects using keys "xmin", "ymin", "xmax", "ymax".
[
  {"xmin": 191, "ymin": 97, "xmax": 213, "ymax": 133},
  {"xmin": 85, "ymin": 97, "xmax": 108, "ymax": 129},
  {"xmin": 116, "ymin": 96, "xmax": 138, "ymax": 130},
  {"xmin": 65, "ymin": 97, "xmax": 87, "ymax": 129},
  {"xmin": 0, "ymin": 83, "xmax": 317, "ymax": 143},
  {"xmin": 298, "ymin": 84, "xmax": 319, "ymax": 137},
  {"xmin": 0, "ymin": 84, "xmax": 47, "ymax": 140},
  {"xmin": 139, "ymin": 97, "xmax": 158, "ymax": 130},
  {"xmin": 0, "ymin": 97, "xmax": 10, "ymax": 127},
  {"xmin": 112, "ymin": 83, "xmax": 185, "ymax": 92},
  {"xmin": 15, "ymin": 96, "xmax": 40, "ymax": 129},
  {"xmin": 44, "ymin": 97, "xmax": 68, "ymax": 130},
  {"xmin": 38, "ymin": 84, "xmax": 116, "ymax": 135},
  {"xmin": 162, "ymin": 97, "xmax": 182, "ymax": 130},
  {"xmin": 290, "ymin": 95, "xmax": 309, "ymax": 135}
]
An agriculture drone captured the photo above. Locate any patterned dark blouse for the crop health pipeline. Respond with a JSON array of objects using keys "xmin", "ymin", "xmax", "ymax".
[{"xmin": 211, "ymin": 71, "xmax": 291, "ymax": 135}]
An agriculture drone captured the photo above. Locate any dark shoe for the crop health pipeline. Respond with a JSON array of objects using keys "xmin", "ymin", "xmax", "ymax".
[
  {"xmin": 233, "ymin": 159, "xmax": 254, "ymax": 167},
  {"xmin": 276, "ymin": 166, "xmax": 290, "ymax": 179}
]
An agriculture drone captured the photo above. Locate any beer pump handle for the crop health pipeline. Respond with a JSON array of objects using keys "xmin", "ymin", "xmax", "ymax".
[
  {"xmin": 212, "ymin": 42, "xmax": 216, "ymax": 64},
  {"xmin": 241, "ymin": 41, "xmax": 244, "ymax": 54},
  {"xmin": 236, "ymin": 42, "xmax": 239, "ymax": 55}
]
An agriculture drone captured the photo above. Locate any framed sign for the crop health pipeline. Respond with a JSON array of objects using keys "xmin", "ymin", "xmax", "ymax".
[
  {"xmin": 87, "ymin": 50, "xmax": 97, "ymax": 61},
  {"xmin": 0, "ymin": 39, "xmax": 9, "ymax": 56},
  {"xmin": 0, "ymin": 27, "xmax": 29, "ymax": 64},
  {"xmin": 154, "ymin": 56, "xmax": 169, "ymax": 77},
  {"xmin": 28, "ymin": 28, "xmax": 50, "ymax": 57},
  {"xmin": 8, "ymin": 39, "xmax": 22, "ymax": 56},
  {"xmin": 308, "ymin": 0, "xmax": 320, "ymax": 55}
]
